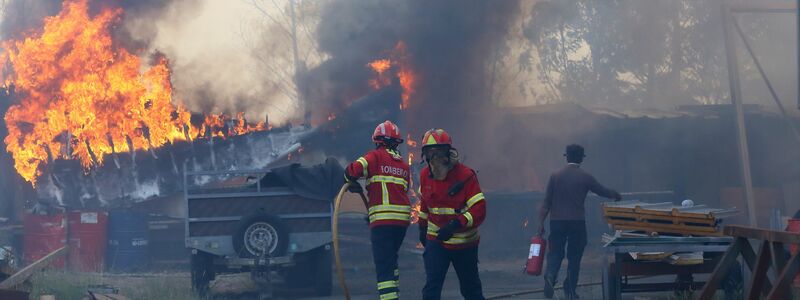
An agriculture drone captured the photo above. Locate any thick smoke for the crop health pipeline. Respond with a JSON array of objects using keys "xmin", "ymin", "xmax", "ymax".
[
  {"xmin": 306, "ymin": 0, "xmax": 520, "ymax": 132},
  {"xmin": 1, "ymin": 0, "xmax": 310, "ymax": 125}
]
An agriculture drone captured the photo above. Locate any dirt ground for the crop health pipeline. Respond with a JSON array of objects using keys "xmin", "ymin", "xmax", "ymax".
[{"xmin": 25, "ymin": 219, "xmax": 800, "ymax": 299}]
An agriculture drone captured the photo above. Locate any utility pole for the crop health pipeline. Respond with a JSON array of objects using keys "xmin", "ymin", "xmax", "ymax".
[{"xmin": 722, "ymin": 3, "xmax": 758, "ymax": 227}]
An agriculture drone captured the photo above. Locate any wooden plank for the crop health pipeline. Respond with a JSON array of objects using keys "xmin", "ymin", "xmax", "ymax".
[
  {"xmin": 766, "ymin": 252, "xmax": 799, "ymax": 300},
  {"xmin": 739, "ymin": 237, "xmax": 774, "ymax": 293},
  {"xmin": 610, "ymin": 225, "xmax": 723, "ymax": 237},
  {"xmin": 723, "ymin": 225, "xmax": 800, "ymax": 244},
  {"xmin": 697, "ymin": 238, "xmax": 743, "ymax": 300},
  {"xmin": 746, "ymin": 240, "xmax": 771, "ymax": 299},
  {"xmin": 606, "ymin": 219, "xmax": 720, "ymax": 233},
  {"xmin": 0, "ymin": 246, "xmax": 67, "ymax": 289},
  {"xmin": 604, "ymin": 212, "xmax": 717, "ymax": 226}
]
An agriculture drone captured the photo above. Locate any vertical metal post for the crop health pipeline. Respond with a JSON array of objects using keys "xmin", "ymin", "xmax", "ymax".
[{"xmin": 722, "ymin": 2, "xmax": 758, "ymax": 227}]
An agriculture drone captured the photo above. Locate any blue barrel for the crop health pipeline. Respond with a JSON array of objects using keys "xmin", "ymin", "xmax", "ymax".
[{"xmin": 106, "ymin": 211, "xmax": 149, "ymax": 272}]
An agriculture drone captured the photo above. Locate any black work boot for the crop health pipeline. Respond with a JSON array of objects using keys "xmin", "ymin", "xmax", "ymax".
[{"xmin": 543, "ymin": 277, "xmax": 555, "ymax": 298}]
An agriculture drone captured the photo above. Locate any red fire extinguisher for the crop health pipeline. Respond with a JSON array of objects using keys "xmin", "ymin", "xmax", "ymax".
[{"xmin": 525, "ymin": 234, "xmax": 546, "ymax": 276}]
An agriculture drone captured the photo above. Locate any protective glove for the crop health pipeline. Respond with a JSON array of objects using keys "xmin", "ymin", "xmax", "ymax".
[
  {"xmin": 419, "ymin": 225, "xmax": 428, "ymax": 246},
  {"xmin": 347, "ymin": 181, "xmax": 363, "ymax": 194},
  {"xmin": 436, "ymin": 219, "xmax": 462, "ymax": 241}
]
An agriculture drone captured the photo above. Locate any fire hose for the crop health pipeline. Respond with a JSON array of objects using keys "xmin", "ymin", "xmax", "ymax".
[{"xmin": 332, "ymin": 182, "xmax": 369, "ymax": 300}]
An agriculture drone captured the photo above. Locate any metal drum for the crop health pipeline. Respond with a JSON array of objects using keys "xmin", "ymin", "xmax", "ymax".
[
  {"xmin": 148, "ymin": 215, "xmax": 188, "ymax": 269},
  {"xmin": 106, "ymin": 211, "xmax": 149, "ymax": 272},
  {"xmin": 67, "ymin": 211, "xmax": 109, "ymax": 272},
  {"xmin": 23, "ymin": 213, "xmax": 67, "ymax": 268}
]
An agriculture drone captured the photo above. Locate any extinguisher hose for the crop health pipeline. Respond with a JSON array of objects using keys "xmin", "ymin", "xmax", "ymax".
[{"xmin": 333, "ymin": 182, "xmax": 368, "ymax": 300}]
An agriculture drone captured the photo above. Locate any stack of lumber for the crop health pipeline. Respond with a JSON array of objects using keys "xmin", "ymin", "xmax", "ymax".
[{"xmin": 603, "ymin": 200, "xmax": 738, "ymax": 236}]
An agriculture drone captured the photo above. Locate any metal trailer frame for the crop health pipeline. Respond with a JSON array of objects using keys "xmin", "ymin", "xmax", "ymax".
[
  {"xmin": 602, "ymin": 236, "xmax": 734, "ymax": 300},
  {"xmin": 182, "ymin": 163, "xmax": 334, "ymax": 297},
  {"xmin": 183, "ymin": 165, "xmax": 333, "ymax": 260}
]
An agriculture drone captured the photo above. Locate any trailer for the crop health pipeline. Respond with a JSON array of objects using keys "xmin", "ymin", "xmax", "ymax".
[
  {"xmin": 602, "ymin": 235, "xmax": 740, "ymax": 299},
  {"xmin": 184, "ymin": 159, "xmax": 343, "ymax": 298}
]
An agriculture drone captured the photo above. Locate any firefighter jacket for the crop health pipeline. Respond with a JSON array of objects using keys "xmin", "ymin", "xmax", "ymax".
[
  {"xmin": 345, "ymin": 147, "xmax": 411, "ymax": 228},
  {"xmin": 418, "ymin": 163, "xmax": 487, "ymax": 249}
]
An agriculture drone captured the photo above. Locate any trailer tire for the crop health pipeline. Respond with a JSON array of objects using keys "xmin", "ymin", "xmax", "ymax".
[
  {"xmin": 191, "ymin": 251, "xmax": 215, "ymax": 296},
  {"xmin": 234, "ymin": 214, "xmax": 288, "ymax": 258}
]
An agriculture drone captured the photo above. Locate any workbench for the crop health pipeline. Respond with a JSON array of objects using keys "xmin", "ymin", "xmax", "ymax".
[{"xmin": 602, "ymin": 236, "xmax": 736, "ymax": 300}]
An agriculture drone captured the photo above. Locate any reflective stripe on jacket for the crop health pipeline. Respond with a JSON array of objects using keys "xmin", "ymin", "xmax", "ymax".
[
  {"xmin": 418, "ymin": 163, "xmax": 487, "ymax": 249},
  {"xmin": 346, "ymin": 147, "xmax": 411, "ymax": 227}
]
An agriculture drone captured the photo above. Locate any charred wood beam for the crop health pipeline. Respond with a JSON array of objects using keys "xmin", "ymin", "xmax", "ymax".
[
  {"xmin": 205, "ymin": 126, "xmax": 217, "ymax": 170},
  {"xmin": 84, "ymin": 140, "xmax": 99, "ymax": 167},
  {"xmin": 106, "ymin": 133, "xmax": 121, "ymax": 169},
  {"xmin": 169, "ymin": 146, "xmax": 179, "ymax": 175},
  {"xmin": 61, "ymin": 131, "xmax": 71, "ymax": 158},
  {"xmin": 140, "ymin": 126, "xmax": 159, "ymax": 160},
  {"xmin": 43, "ymin": 144, "xmax": 53, "ymax": 164}
]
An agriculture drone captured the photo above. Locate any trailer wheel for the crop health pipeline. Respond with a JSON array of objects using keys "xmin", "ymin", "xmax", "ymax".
[
  {"xmin": 234, "ymin": 214, "xmax": 288, "ymax": 258},
  {"xmin": 191, "ymin": 251, "xmax": 215, "ymax": 296}
]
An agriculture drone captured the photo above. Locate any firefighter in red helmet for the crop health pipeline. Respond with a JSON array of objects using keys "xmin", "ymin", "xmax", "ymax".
[
  {"xmin": 345, "ymin": 120, "xmax": 411, "ymax": 300},
  {"xmin": 417, "ymin": 129, "xmax": 486, "ymax": 300}
]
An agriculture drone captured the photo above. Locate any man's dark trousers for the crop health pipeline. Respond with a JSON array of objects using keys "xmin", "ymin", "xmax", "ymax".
[
  {"xmin": 544, "ymin": 220, "xmax": 587, "ymax": 295},
  {"xmin": 422, "ymin": 240, "xmax": 485, "ymax": 300},
  {"xmin": 371, "ymin": 225, "xmax": 407, "ymax": 299}
]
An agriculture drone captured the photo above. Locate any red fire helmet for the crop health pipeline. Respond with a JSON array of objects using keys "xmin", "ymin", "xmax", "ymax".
[
  {"xmin": 372, "ymin": 120, "xmax": 402, "ymax": 142},
  {"xmin": 421, "ymin": 128, "xmax": 452, "ymax": 149}
]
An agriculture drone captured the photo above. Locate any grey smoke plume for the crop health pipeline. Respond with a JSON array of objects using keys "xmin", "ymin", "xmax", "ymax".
[{"xmin": 305, "ymin": 0, "xmax": 521, "ymax": 132}]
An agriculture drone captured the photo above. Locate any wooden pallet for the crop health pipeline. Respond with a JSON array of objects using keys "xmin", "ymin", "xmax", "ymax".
[
  {"xmin": 602, "ymin": 200, "xmax": 737, "ymax": 236},
  {"xmin": 604, "ymin": 211, "xmax": 718, "ymax": 227},
  {"xmin": 603, "ymin": 200, "xmax": 738, "ymax": 220},
  {"xmin": 606, "ymin": 218, "xmax": 722, "ymax": 236}
]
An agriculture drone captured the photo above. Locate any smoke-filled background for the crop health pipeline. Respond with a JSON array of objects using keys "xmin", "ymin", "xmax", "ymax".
[{"xmin": 1, "ymin": 0, "xmax": 799, "ymax": 221}]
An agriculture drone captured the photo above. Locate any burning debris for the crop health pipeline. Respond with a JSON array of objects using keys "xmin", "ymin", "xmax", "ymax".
[{"xmin": 0, "ymin": 0, "xmax": 270, "ymax": 186}]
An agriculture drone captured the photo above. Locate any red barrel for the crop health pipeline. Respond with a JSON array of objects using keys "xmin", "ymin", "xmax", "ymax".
[
  {"xmin": 787, "ymin": 218, "xmax": 800, "ymax": 287},
  {"xmin": 23, "ymin": 213, "xmax": 67, "ymax": 268},
  {"xmin": 67, "ymin": 211, "xmax": 108, "ymax": 272}
]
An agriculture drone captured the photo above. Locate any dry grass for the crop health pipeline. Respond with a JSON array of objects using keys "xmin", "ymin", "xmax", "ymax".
[{"xmin": 27, "ymin": 270, "xmax": 201, "ymax": 300}]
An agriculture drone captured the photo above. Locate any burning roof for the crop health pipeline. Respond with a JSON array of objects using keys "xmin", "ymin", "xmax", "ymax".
[{"xmin": 0, "ymin": 0, "xmax": 269, "ymax": 186}]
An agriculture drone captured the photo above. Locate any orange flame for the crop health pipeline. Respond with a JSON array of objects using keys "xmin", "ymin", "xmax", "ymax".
[
  {"xmin": 406, "ymin": 134, "xmax": 418, "ymax": 148},
  {"xmin": 366, "ymin": 41, "xmax": 418, "ymax": 110},
  {"xmin": 0, "ymin": 0, "xmax": 269, "ymax": 185},
  {"xmin": 368, "ymin": 59, "xmax": 392, "ymax": 75}
]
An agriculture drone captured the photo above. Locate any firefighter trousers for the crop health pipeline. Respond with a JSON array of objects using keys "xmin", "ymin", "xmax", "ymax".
[
  {"xmin": 544, "ymin": 220, "xmax": 587, "ymax": 295},
  {"xmin": 371, "ymin": 225, "xmax": 407, "ymax": 300},
  {"xmin": 422, "ymin": 241, "xmax": 484, "ymax": 300}
]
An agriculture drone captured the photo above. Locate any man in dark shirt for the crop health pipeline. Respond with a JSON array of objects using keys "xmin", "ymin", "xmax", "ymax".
[{"xmin": 537, "ymin": 144, "xmax": 621, "ymax": 299}]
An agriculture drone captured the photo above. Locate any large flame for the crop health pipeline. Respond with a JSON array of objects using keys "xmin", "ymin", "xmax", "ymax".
[
  {"xmin": 367, "ymin": 41, "xmax": 418, "ymax": 110},
  {"xmin": 1, "ymin": 0, "xmax": 267, "ymax": 185}
]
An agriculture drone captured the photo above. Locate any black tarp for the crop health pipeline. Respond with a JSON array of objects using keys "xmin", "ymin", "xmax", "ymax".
[{"xmin": 260, "ymin": 157, "xmax": 345, "ymax": 202}]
